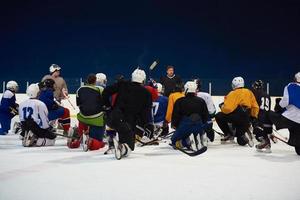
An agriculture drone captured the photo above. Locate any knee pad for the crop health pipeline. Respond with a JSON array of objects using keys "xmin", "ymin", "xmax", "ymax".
[{"xmin": 88, "ymin": 138, "xmax": 105, "ymax": 150}]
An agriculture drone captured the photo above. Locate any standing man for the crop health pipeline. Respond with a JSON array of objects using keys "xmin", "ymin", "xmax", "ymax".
[
  {"xmin": 160, "ymin": 65, "xmax": 182, "ymax": 97},
  {"xmin": 42, "ymin": 64, "xmax": 68, "ymax": 102}
]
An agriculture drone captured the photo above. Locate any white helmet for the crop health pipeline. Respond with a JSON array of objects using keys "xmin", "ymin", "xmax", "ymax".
[
  {"xmin": 6, "ymin": 81, "xmax": 19, "ymax": 92},
  {"xmin": 49, "ymin": 64, "xmax": 61, "ymax": 73},
  {"xmin": 295, "ymin": 72, "xmax": 300, "ymax": 83},
  {"xmin": 156, "ymin": 83, "xmax": 163, "ymax": 93},
  {"xmin": 96, "ymin": 73, "xmax": 107, "ymax": 85},
  {"xmin": 26, "ymin": 83, "xmax": 40, "ymax": 98},
  {"xmin": 184, "ymin": 81, "xmax": 197, "ymax": 93},
  {"xmin": 232, "ymin": 76, "xmax": 245, "ymax": 89},
  {"xmin": 131, "ymin": 68, "xmax": 146, "ymax": 83}
]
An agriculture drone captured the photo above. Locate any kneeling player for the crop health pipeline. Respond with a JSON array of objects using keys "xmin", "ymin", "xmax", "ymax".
[
  {"xmin": 215, "ymin": 77, "xmax": 259, "ymax": 146},
  {"xmin": 269, "ymin": 72, "xmax": 300, "ymax": 155},
  {"xmin": 68, "ymin": 74, "xmax": 105, "ymax": 151},
  {"xmin": 39, "ymin": 79, "xmax": 71, "ymax": 135},
  {"xmin": 19, "ymin": 84, "xmax": 56, "ymax": 147},
  {"xmin": 171, "ymin": 81, "xmax": 209, "ymax": 152}
]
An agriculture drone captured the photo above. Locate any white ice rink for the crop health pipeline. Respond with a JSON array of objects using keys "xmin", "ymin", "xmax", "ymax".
[{"xmin": 1, "ymin": 94, "xmax": 300, "ymax": 200}]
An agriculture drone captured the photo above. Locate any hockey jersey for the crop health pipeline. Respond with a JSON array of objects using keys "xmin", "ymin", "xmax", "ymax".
[
  {"xmin": 0, "ymin": 90, "xmax": 17, "ymax": 116},
  {"xmin": 165, "ymin": 92, "xmax": 185, "ymax": 123},
  {"xmin": 197, "ymin": 92, "xmax": 216, "ymax": 116},
  {"xmin": 39, "ymin": 88, "xmax": 56, "ymax": 111},
  {"xmin": 153, "ymin": 95, "xmax": 168, "ymax": 123},
  {"xmin": 19, "ymin": 99, "xmax": 50, "ymax": 129},
  {"xmin": 221, "ymin": 88, "xmax": 259, "ymax": 118},
  {"xmin": 279, "ymin": 82, "xmax": 300, "ymax": 123}
]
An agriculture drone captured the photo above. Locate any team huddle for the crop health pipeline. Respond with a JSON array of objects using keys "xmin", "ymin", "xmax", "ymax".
[{"xmin": 0, "ymin": 64, "xmax": 300, "ymax": 159}]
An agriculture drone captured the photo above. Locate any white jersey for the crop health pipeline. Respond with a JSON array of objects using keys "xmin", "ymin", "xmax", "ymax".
[
  {"xmin": 19, "ymin": 99, "xmax": 50, "ymax": 129},
  {"xmin": 279, "ymin": 83, "xmax": 300, "ymax": 124},
  {"xmin": 197, "ymin": 92, "xmax": 216, "ymax": 115}
]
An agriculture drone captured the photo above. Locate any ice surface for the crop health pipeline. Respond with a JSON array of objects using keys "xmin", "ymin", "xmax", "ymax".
[{"xmin": 0, "ymin": 94, "xmax": 299, "ymax": 200}]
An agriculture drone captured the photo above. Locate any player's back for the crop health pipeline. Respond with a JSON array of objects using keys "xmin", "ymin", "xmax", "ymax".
[
  {"xmin": 153, "ymin": 95, "xmax": 168, "ymax": 123},
  {"xmin": 19, "ymin": 99, "xmax": 49, "ymax": 129}
]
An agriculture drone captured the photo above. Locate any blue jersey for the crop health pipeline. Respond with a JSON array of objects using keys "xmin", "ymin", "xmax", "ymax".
[
  {"xmin": 0, "ymin": 90, "xmax": 17, "ymax": 115},
  {"xmin": 287, "ymin": 83, "xmax": 300, "ymax": 109},
  {"xmin": 39, "ymin": 88, "xmax": 56, "ymax": 111},
  {"xmin": 153, "ymin": 95, "xmax": 168, "ymax": 123}
]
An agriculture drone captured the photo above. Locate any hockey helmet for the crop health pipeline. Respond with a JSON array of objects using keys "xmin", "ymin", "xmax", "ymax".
[
  {"xmin": 184, "ymin": 81, "xmax": 198, "ymax": 93},
  {"xmin": 96, "ymin": 73, "xmax": 107, "ymax": 85},
  {"xmin": 27, "ymin": 83, "xmax": 40, "ymax": 98},
  {"xmin": 49, "ymin": 64, "xmax": 61, "ymax": 73},
  {"xmin": 6, "ymin": 80, "xmax": 19, "ymax": 92},
  {"xmin": 232, "ymin": 77, "xmax": 245, "ymax": 89},
  {"xmin": 156, "ymin": 83, "xmax": 163, "ymax": 93},
  {"xmin": 42, "ymin": 78, "xmax": 55, "ymax": 89},
  {"xmin": 131, "ymin": 68, "xmax": 146, "ymax": 84},
  {"xmin": 252, "ymin": 80, "xmax": 264, "ymax": 90}
]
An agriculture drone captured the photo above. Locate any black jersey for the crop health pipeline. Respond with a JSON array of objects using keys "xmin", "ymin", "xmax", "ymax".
[{"xmin": 252, "ymin": 89, "xmax": 271, "ymax": 112}]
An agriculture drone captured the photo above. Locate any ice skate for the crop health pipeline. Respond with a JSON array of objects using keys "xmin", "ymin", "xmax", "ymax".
[
  {"xmin": 22, "ymin": 130, "xmax": 37, "ymax": 147},
  {"xmin": 256, "ymin": 138, "xmax": 271, "ymax": 153},
  {"xmin": 220, "ymin": 135, "xmax": 234, "ymax": 144}
]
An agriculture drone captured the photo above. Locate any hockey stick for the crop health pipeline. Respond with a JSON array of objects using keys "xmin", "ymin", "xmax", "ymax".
[
  {"xmin": 272, "ymin": 128, "xmax": 288, "ymax": 141},
  {"xmin": 270, "ymin": 134, "xmax": 288, "ymax": 145},
  {"xmin": 169, "ymin": 144, "xmax": 207, "ymax": 156},
  {"xmin": 212, "ymin": 128, "xmax": 225, "ymax": 136},
  {"xmin": 148, "ymin": 60, "xmax": 159, "ymax": 79},
  {"xmin": 66, "ymin": 97, "xmax": 76, "ymax": 110},
  {"xmin": 135, "ymin": 137, "xmax": 159, "ymax": 147},
  {"xmin": 54, "ymin": 132, "xmax": 79, "ymax": 139},
  {"xmin": 61, "ymin": 88, "xmax": 76, "ymax": 110}
]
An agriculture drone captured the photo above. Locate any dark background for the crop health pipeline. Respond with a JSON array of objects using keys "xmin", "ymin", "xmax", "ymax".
[{"xmin": 1, "ymin": 0, "xmax": 299, "ymax": 95}]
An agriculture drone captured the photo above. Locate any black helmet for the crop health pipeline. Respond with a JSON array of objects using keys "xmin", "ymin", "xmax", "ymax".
[
  {"xmin": 43, "ymin": 79, "xmax": 55, "ymax": 89},
  {"xmin": 252, "ymin": 80, "xmax": 264, "ymax": 90},
  {"xmin": 194, "ymin": 78, "xmax": 202, "ymax": 90}
]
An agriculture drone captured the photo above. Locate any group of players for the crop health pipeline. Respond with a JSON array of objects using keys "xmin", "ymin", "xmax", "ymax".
[{"xmin": 0, "ymin": 64, "xmax": 299, "ymax": 159}]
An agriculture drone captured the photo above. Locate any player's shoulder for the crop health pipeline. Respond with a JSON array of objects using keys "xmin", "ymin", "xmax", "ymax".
[{"xmin": 2, "ymin": 90, "xmax": 14, "ymax": 98}]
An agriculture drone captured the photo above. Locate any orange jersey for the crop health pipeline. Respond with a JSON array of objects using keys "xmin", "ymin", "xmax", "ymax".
[
  {"xmin": 221, "ymin": 88, "xmax": 259, "ymax": 118},
  {"xmin": 165, "ymin": 92, "xmax": 185, "ymax": 123}
]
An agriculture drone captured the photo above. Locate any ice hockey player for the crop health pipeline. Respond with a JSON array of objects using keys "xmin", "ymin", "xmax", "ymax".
[
  {"xmin": 195, "ymin": 79, "xmax": 216, "ymax": 142},
  {"xmin": 68, "ymin": 74, "xmax": 105, "ymax": 150},
  {"xmin": 250, "ymin": 80, "xmax": 273, "ymax": 152},
  {"xmin": 171, "ymin": 81, "xmax": 209, "ymax": 151},
  {"xmin": 0, "ymin": 81, "xmax": 19, "ymax": 135},
  {"xmin": 42, "ymin": 64, "xmax": 68, "ymax": 102},
  {"xmin": 165, "ymin": 81, "xmax": 185, "ymax": 124},
  {"xmin": 102, "ymin": 68, "xmax": 152, "ymax": 159},
  {"xmin": 96, "ymin": 73, "xmax": 107, "ymax": 89},
  {"xmin": 215, "ymin": 77, "xmax": 259, "ymax": 146},
  {"xmin": 153, "ymin": 83, "xmax": 169, "ymax": 137},
  {"xmin": 39, "ymin": 79, "xmax": 71, "ymax": 135},
  {"xmin": 160, "ymin": 65, "xmax": 182, "ymax": 97},
  {"xmin": 268, "ymin": 72, "xmax": 300, "ymax": 155},
  {"xmin": 19, "ymin": 83, "xmax": 56, "ymax": 147}
]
